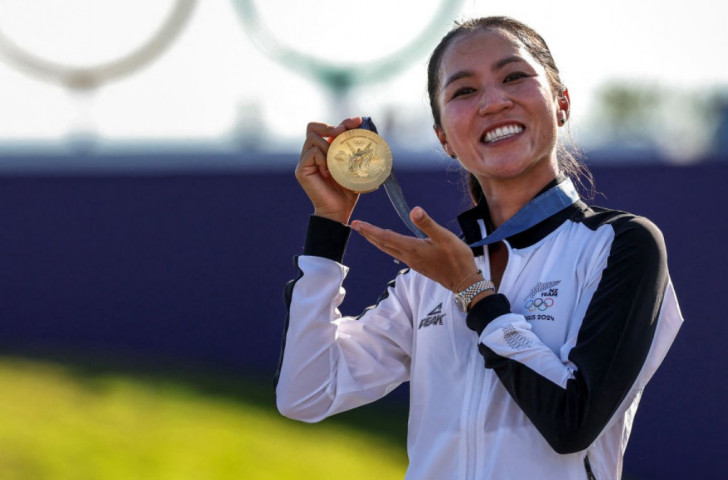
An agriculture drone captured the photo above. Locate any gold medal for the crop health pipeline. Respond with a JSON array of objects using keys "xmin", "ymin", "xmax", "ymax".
[{"xmin": 327, "ymin": 129, "xmax": 393, "ymax": 193}]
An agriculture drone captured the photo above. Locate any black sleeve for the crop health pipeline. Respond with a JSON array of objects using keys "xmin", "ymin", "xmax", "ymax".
[
  {"xmin": 303, "ymin": 215, "xmax": 351, "ymax": 261},
  {"xmin": 467, "ymin": 215, "xmax": 669, "ymax": 454}
]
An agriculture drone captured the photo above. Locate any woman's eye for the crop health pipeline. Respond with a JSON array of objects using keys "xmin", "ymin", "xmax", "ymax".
[
  {"xmin": 452, "ymin": 87, "xmax": 475, "ymax": 99},
  {"xmin": 504, "ymin": 71, "xmax": 530, "ymax": 83}
]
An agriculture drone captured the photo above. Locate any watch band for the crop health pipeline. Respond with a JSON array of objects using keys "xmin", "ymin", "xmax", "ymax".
[{"xmin": 455, "ymin": 279, "xmax": 496, "ymax": 312}]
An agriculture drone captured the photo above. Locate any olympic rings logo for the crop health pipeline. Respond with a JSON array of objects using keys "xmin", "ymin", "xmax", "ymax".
[{"xmin": 525, "ymin": 297, "xmax": 555, "ymax": 312}]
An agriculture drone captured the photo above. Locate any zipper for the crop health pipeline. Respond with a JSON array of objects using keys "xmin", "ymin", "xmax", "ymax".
[
  {"xmin": 584, "ymin": 454, "xmax": 597, "ymax": 480},
  {"xmin": 462, "ymin": 257, "xmax": 486, "ymax": 480},
  {"xmin": 462, "ymin": 254, "xmax": 498, "ymax": 479},
  {"xmin": 462, "ymin": 330, "xmax": 484, "ymax": 479}
]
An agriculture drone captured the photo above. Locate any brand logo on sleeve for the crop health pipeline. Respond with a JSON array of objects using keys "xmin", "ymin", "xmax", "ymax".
[
  {"xmin": 418, "ymin": 303, "xmax": 445, "ymax": 329},
  {"xmin": 523, "ymin": 280, "xmax": 560, "ymax": 321}
]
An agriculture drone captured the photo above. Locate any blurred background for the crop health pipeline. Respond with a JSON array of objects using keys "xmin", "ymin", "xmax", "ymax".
[{"xmin": 0, "ymin": 0, "xmax": 725, "ymax": 478}]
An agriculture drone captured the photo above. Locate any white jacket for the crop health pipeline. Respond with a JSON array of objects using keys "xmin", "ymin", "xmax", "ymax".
[{"xmin": 276, "ymin": 189, "xmax": 683, "ymax": 480}]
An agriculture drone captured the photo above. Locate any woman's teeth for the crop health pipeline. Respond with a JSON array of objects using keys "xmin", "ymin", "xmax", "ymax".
[{"xmin": 483, "ymin": 124, "xmax": 524, "ymax": 143}]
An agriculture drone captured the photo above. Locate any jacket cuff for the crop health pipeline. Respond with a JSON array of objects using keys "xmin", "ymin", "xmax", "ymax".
[
  {"xmin": 303, "ymin": 215, "xmax": 351, "ymax": 262},
  {"xmin": 466, "ymin": 293, "xmax": 511, "ymax": 336}
]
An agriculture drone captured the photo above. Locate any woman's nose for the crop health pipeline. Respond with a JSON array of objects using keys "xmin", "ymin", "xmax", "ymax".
[{"xmin": 477, "ymin": 88, "xmax": 513, "ymax": 116}]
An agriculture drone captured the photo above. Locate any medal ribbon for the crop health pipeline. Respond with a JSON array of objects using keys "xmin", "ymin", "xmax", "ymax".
[
  {"xmin": 360, "ymin": 117, "xmax": 426, "ymax": 239},
  {"xmin": 468, "ymin": 177, "xmax": 580, "ymax": 247},
  {"xmin": 382, "ymin": 173, "xmax": 426, "ymax": 239}
]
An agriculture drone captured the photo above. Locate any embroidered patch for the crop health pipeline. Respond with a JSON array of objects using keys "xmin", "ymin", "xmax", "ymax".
[
  {"xmin": 502, "ymin": 323, "xmax": 532, "ymax": 350},
  {"xmin": 523, "ymin": 280, "xmax": 560, "ymax": 321}
]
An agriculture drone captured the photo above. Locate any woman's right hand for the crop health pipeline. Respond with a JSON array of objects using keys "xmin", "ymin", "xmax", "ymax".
[{"xmin": 296, "ymin": 117, "xmax": 363, "ymax": 225}]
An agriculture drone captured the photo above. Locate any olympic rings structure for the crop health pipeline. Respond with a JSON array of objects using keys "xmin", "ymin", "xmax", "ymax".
[
  {"xmin": 230, "ymin": 0, "xmax": 465, "ymax": 93},
  {"xmin": 0, "ymin": 1, "xmax": 197, "ymax": 90}
]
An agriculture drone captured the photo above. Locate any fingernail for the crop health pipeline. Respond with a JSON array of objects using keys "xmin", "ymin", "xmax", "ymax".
[{"xmin": 412, "ymin": 207, "xmax": 423, "ymax": 220}]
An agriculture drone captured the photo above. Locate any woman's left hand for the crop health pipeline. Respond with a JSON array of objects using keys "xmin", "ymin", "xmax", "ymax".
[{"xmin": 351, "ymin": 206, "xmax": 479, "ymax": 292}]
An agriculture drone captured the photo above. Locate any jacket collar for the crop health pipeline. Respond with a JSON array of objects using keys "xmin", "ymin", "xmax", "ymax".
[{"xmin": 457, "ymin": 175, "xmax": 587, "ymax": 250}]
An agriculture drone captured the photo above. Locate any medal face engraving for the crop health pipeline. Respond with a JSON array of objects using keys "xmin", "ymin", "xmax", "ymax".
[{"xmin": 327, "ymin": 129, "xmax": 393, "ymax": 193}]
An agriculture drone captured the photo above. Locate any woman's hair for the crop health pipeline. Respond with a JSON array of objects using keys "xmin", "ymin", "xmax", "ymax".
[{"xmin": 426, "ymin": 16, "xmax": 593, "ymax": 203}]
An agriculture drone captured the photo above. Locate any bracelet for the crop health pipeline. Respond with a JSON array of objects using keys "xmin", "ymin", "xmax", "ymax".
[{"xmin": 454, "ymin": 269, "xmax": 483, "ymax": 293}]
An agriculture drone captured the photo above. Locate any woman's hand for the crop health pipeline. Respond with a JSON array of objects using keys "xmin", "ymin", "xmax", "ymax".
[
  {"xmin": 296, "ymin": 117, "xmax": 363, "ymax": 224},
  {"xmin": 351, "ymin": 206, "xmax": 481, "ymax": 292}
]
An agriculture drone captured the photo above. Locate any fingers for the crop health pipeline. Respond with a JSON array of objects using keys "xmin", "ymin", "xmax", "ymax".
[
  {"xmin": 333, "ymin": 116, "xmax": 364, "ymax": 135},
  {"xmin": 351, "ymin": 208, "xmax": 453, "ymax": 259},
  {"xmin": 350, "ymin": 220, "xmax": 408, "ymax": 259},
  {"xmin": 352, "ymin": 209, "xmax": 458, "ymax": 255},
  {"xmin": 352, "ymin": 210, "xmax": 478, "ymax": 290},
  {"xmin": 298, "ymin": 117, "xmax": 364, "ymax": 177},
  {"xmin": 410, "ymin": 206, "xmax": 452, "ymax": 243},
  {"xmin": 339, "ymin": 117, "xmax": 364, "ymax": 130},
  {"xmin": 300, "ymin": 122, "xmax": 333, "ymax": 159},
  {"xmin": 301, "ymin": 117, "xmax": 363, "ymax": 152},
  {"xmin": 297, "ymin": 143, "xmax": 330, "ymax": 180}
]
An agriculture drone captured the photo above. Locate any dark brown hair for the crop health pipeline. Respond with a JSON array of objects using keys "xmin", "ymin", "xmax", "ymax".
[{"xmin": 427, "ymin": 16, "xmax": 593, "ymax": 203}]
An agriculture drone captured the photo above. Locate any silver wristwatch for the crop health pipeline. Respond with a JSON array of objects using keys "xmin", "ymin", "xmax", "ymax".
[{"xmin": 454, "ymin": 280, "xmax": 496, "ymax": 312}]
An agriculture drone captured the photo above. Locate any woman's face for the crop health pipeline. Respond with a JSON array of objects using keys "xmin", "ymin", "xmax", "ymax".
[{"xmin": 435, "ymin": 29, "xmax": 566, "ymax": 187}]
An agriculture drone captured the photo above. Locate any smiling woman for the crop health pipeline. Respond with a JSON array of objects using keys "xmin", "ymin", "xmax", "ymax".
[
  {"xmin": 433, "ymin": 30, "xmax": 567, "ymax": 212},
  {"xmin": 427, "ymin": 17, "xmax": 589, "ymax": 216},
  {"xmin": 277, "ymin": 16, "xmax": 683, "ymax": 480}
]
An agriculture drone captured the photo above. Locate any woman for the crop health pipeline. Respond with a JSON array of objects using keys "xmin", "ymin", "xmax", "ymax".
[{"xmin": 276, "ymin": 16, "xmax": 683, "ymax": 480}]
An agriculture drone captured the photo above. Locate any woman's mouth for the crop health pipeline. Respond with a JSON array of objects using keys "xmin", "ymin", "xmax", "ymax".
[{"xmin": 482, "ymin": 124, "xmax": 524, "ymax": 144}]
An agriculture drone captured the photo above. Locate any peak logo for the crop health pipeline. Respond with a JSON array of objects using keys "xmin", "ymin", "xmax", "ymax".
[{"xmin": 418, "ymin": 303, "xmax": 445, "ymax": 329}]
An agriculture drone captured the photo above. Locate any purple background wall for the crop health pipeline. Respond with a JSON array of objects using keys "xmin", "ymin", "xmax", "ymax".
[{"xmin": 0, "ymin": 156, "xmax": 725, "ymax": 478}]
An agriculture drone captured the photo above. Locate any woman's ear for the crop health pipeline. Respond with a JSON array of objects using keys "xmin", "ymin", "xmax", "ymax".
[
  {"xmin": 557, "ymin": 89, "xmax": 571, "ymax": 125},
  {"xmin": 434, "ymin": 125, "xmax": 456, "ymax": 158}
]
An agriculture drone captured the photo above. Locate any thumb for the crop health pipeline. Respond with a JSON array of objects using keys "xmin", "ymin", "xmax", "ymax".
[
  {"xmin": 333, "ymin": 117, "xmax": 363, "ymax": 135},
  {"xmin": 327, "ymin": 117, "xmax": 363, "ymax": 143},
  {"xmin": 410, "ymin": 206, "xmax": 447, "ymax": 240}
]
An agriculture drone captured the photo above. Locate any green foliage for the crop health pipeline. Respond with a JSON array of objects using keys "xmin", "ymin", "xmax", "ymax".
[
  {"xmin": 584, "ymin": 81, "xmax": 727, "ymax": 160},
  {"xmin": 0, "ymin": 357, "xmax": 408, "ymax": 480}
]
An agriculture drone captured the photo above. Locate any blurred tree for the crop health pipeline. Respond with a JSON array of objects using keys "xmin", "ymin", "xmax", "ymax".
[
  {"xmin": 598, "ymin": 83, "xmax": 661, "ymax": 143},
  {"xmin": 583, "ymin": 81, "xmax": 727, "ymax": 163},
  {"xmin": 710, "ymin": 93, "xmax": 728, "ymax": 154}
]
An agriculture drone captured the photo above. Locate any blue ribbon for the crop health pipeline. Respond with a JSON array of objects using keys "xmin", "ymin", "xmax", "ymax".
[{"xmin": 468, "ymin": 178, "xmax": 580, "ymax": 247}]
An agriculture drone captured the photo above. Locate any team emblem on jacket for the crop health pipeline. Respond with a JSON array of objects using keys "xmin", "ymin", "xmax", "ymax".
[
  {"xmin": 418, "ymin": 303, "xmax": 445, "ymax": 329},
  {"xmin": 523, "ymin": 280, "xmax": 560, "ymax": 321}
]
